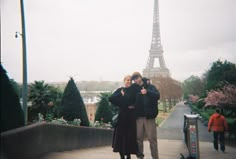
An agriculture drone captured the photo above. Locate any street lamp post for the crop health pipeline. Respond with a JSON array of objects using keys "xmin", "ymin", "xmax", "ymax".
[{"xmin": 20, "ymin": 0, "xmax": 28, "ymax": 125}]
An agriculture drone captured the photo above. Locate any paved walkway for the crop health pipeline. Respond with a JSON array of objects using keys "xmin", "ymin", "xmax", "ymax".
[
  {"xmin": 158, "ymin": 102, "xmax": 212, "ymax": 142},
  {"xmin": 41, "ymin": 102, "xmax": 236, "ymax": 159},
  {"xmin": 41, "ymin": 139, "xmax": 188, "ymax": 159},
  {"xmin": 41, "ymin": 140, "xmax": 236, "ymax": 159}
]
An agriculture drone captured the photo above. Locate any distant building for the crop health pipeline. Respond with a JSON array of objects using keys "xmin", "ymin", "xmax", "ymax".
[
  {"xmin": 83, "ymin": 96, "xmax": 100, "ymax": 104},
  {"xmin": 85, "ymin": 103, "xmax": 97, "ymax": 122}
]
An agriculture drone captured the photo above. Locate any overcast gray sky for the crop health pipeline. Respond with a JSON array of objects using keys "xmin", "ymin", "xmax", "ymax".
[{"xmin": 1, "ymin": 0, "xmax": 236, "ymax": 83}]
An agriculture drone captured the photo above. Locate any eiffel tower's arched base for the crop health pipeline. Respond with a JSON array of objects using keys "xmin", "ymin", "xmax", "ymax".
[{"xmin": 143, "ymin": 68, "xmax": 170, "ymax": 78}]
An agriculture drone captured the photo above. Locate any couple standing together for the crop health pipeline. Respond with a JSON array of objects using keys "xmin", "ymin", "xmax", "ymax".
[{"xmin": 109, "ymin": 72, "xmax": 160, "ymax": 159}]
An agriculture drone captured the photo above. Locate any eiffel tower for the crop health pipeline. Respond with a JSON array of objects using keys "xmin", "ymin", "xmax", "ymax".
[{"xmin": 143, "ymin": 0, "xmax": 170, "ymax": 78}]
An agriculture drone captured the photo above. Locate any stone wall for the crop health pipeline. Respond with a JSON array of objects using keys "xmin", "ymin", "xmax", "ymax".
[{"xmin": 0, "ymin": 123, "xmax": 113, "ymax": 159}]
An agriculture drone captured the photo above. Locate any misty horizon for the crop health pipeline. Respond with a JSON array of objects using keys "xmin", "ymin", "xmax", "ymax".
[{"xmin": 2, "ymin": 0, "xmax": 236, "ymax": 83}]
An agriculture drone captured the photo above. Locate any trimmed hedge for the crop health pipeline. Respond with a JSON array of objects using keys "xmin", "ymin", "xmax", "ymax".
[{"xmin": 0, "ymin": 64, "xmax": 24, "ymax": 133}]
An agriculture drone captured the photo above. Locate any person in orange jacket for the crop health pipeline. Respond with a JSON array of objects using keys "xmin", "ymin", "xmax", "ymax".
[{"xmin": 208, "ymin": 108, "xmax": 228, "ymax": 152}]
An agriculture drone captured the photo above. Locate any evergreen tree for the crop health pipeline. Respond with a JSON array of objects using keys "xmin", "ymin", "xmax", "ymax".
[
  {"xmin": 61, "ymin": 78, "xmax": 89, "ymax": 126},
  {"xmin": 182, "ymin": 75, "xmax": 205, "ymax": 99},
  {"xmin": 0, "ymin": 64, "xmax": 24, "ymax": 132},
  {"xmin": 10, "ymin": 79, "xmax": 20, "ymax": 96},
  {"xmin": 28, "ymin": 81, "xmax": 51, "ymax": 121},
  {"xmin": 205, "ymin": 60, "xmax": 236, "ymax": 91},
  {"xmin": 28, "ymin": 81, "xmax": 63, "ymax": 121},
  {"xmin": 95, "ymin": 93, "xmax": 113, "ymax": 123},
  {"xmin": 47, "ymin": 86, "xmax": 63, "ymax": 118}
]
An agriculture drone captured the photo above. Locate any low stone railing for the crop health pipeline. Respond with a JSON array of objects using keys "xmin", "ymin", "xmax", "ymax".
[{"xmin": 1, "ymin": 122, "xmax": 113, "ymax": 159}]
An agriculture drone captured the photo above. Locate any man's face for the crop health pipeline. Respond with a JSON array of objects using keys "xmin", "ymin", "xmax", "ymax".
[{"xmin": 133, "ymin": 76, "xmax": 142, "ymax": 86}]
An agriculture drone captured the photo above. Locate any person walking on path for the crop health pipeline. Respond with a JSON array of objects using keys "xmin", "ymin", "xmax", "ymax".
[
  {"xmin": 130, "ymin": 72, "xmax": 160, "ymax": 159},
  {"xmin": 208, "ymin": 108, "xmax": 228, "ymax": 152},
  {"xmin": 109, "ymin": 75, "xmax": 138, "ymax": 159}
]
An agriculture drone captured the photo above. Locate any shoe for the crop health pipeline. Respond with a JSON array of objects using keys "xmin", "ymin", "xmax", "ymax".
[
  {"xmin": 120, "ymin": 155, "xmax": 125, "ymax": 159},
  {"xmin": 126, "ymin": 155, "xmax": 131, "ymax": 159},
  {"xmin": 136, "ymin": 153, "xmax": 144, "ymax": 159}
]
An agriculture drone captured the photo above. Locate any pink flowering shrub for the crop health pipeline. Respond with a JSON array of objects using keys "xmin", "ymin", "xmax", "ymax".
[
  {"xmin": 222, "ymin": 84, "xmax": 236, "ymax": 105},
  {"xmin": 205, "ymin": 84, "xmax": 236, "ymax": 107},
  {"xmin": 188, "ymin": 95, "xmax": 199, "ymax": 103}
]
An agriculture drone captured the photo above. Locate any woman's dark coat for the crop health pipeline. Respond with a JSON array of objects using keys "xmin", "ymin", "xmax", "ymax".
[{"xmin": 109, "ymin": 87, "xmax": 138, "ymax": 155}]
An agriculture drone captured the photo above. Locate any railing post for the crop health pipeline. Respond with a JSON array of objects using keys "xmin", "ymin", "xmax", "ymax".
[
  {"xmin": 163, "ymin": 99, "xmax": 167, "ymax": 112},
  {"xmin": 184, "ymin": 114, "xmax": 200, "ymax": 159},
  {"xmin": 168, "ymin": 98, "xmax": 171, "ymax": 110}
]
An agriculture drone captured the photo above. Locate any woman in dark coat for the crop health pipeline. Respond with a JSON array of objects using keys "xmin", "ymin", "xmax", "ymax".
[{"xmin": 109, "ymin": 75, "xmax": 138, "ymax": 159}]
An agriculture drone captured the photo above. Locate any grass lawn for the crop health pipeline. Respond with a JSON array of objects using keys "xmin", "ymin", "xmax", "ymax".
[{"xmin": 156, "ymin": 107, "xmax": 175, "ymax": 126}]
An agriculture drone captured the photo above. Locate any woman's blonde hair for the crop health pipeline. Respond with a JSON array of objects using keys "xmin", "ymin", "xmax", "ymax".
[{"xmin": 123, "ymin": 75, "xmax": 131, "ymax": 82}]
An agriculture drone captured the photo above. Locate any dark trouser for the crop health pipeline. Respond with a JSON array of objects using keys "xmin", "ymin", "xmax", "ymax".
[{"xmin": 213, "ymin": 131, "xmax": 225, "ymax": 151}]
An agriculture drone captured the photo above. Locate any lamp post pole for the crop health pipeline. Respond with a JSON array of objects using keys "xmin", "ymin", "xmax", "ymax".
[{"xmin": 20, "ymin": 0, "xmax": 28, "ymax": 125}]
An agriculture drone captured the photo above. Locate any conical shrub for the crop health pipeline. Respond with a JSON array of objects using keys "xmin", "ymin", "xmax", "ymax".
[
  {"xmin": 95, "ymin": 93, "xmax": 113, "ymax": 123},
  {"xmin": 0, "ymin": 64, "xmax": 24, "ymax": 132},
  {"xmin": 61, "ymin": 78, "xmax": 89, "ymax": 126}
]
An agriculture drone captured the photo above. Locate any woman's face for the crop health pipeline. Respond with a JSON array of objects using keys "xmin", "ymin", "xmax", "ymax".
[{"xmin": 124, "ymin": 76, "xmax": 131, "ymax": 88}]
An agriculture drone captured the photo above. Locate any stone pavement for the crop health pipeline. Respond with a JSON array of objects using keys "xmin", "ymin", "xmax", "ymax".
[
  {"xmin": 41, "ymin": 102, "xmax": 236, "ymax": 159},
  {"xmin": 40, "ymin": 139, "xmax": 236, "ymax": 159},
  {"xmin": 41, "ymin": 139, "xmax": 188, "ymax": 159}
]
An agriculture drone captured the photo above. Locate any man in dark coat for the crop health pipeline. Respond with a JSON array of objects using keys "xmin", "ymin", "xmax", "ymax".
[{"xmin": 130, "ymin": 72, "xmax": 160, "ymax": 159}]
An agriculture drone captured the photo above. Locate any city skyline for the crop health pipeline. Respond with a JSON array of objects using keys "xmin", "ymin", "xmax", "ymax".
[{"xmin": 1, "ymin": 0, "xmax": 236, "ymax": 83}]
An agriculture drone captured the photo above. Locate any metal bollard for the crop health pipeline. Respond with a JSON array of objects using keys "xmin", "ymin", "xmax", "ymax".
[{"xmin": 184, "ymin": 114, "xmax": 200, "ymax": 159}]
